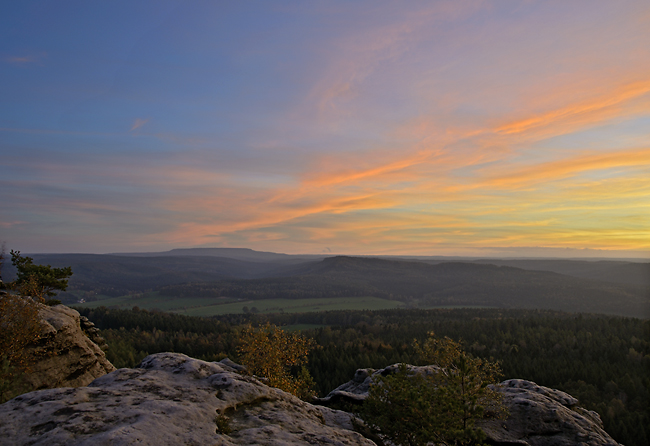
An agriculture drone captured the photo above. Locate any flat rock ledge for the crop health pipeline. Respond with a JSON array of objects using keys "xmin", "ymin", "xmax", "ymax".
[
  {"xmin": 318, "ymin": 364, "xmax": 620, "ymax": 446},
  {"xmin": 0, "ymin": 353, "xmax": 374, "ymax": 446}
]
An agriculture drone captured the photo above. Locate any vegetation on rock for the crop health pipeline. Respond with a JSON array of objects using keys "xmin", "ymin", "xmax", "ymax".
[
  {"xmin": 0, "ymin": 250, "xmax": 74, "ymax": 402},
  {"xmin": 360, "ymin": 333, "xmax": 506, "ymax": 446},
  {"xmin": 0, "ymin": 294, "xmax": 42, "ymax": 402},
  {"xmin": 77, "ymin": 307, "xmax": 649, "ymax": 446},
  {"xmin": 237, "ymin": 323, "xmax": 316, "ymax": 399},
  {"xmin": 9, "ymin": 250, "xmax": 72, "ymax": 303}
]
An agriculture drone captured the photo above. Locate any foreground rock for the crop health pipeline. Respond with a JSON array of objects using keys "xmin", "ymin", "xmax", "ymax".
[
  {"xmin": 480, "ymin": 379, "xmax": 617, "ymax": 446},
  {"xmin": 319, "ymin": 364, "xmax": 620, "ymax": 446},
  {"xmin": 0, "ymin": 353, "xmax": 374, "ymax": 446},
  {"xmin": 21, "ymin": 304, "xmax": 115, "ymax": 392}
]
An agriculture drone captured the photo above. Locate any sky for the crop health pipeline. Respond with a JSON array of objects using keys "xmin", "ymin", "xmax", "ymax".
[{"xmin": 1, "ymin": 1, "xmax": 649, "ymax": 258}]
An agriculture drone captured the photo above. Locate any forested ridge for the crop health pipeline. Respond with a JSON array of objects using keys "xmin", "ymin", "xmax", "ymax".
[
  {"xmin": 157, "ymin": 258, "xmax": 649, "ymax": 318},
  {"xmin": 8, "ymin": 254, "xmax": 648, "ymax": 318},
  {"xmin": 77, "ymin": 306, "xmax": 649, "ymax": 446}
]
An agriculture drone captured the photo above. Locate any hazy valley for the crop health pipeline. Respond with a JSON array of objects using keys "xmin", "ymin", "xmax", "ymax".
[{"xmin": 5, "ymin": 248, "xmax": 647, "ymax": 319}]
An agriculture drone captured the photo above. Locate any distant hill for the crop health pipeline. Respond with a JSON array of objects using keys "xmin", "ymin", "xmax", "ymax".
[
  {"xmin": 3, "ymin": 253, "xmax": 315, "ymax": 298},
  {"xmin": 6, "ymin": 250, "xmax": 648, "ymax": 318},
  {"xmin": 160, "ymin": 256, "xmax": 650, "ymax": 318},
  {"xmin": 112, "ymin": 247, "xmax": 323, "ymax": 263},
  {"xmin": 470, "ymin": 258, "xmax": 650, "ymax": 287}
]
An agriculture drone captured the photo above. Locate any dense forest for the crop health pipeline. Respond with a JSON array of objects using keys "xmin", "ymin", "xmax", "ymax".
[{"xmin": 77, "ymin": 306, "xmax": 649, "ymax": 446}]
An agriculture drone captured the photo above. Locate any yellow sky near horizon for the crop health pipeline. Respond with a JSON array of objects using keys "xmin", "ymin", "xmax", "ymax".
[{"xmin": 1, "ymin": 1, "xmax": 649, "ymax": 257}]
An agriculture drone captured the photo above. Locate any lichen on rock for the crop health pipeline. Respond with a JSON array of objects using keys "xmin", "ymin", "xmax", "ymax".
[
  {"xmin": 0, "ymin": 353, "xmax": 375, "ymax": 446},
  {"xmin": 318, "ymin": 364, "xmax": 621, "ymax": 446}
]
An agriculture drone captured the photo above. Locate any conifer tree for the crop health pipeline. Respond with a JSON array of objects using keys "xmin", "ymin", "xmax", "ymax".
[{"xmin": 10, "ymin": 250, "xmax": 72, "ymax": 302}]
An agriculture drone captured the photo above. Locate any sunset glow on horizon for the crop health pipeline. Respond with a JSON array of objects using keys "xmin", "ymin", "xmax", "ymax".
[{"xmin": 1, "ymin": 1, "xmax": 649, "ymax": 257}]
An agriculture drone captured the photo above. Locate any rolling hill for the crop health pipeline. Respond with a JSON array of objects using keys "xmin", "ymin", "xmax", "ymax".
[
  {"xmin": 5, "ymin": 249, "xmax": 648, "ymax": 318},
  {"xmin": 159, "ymin": 256, "xmax": 649, "ymax": 318}
]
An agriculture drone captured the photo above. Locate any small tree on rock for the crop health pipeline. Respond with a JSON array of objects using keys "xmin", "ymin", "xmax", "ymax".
[
  {"xmin": 360, "ymin": 332, "xmax": 507, "ymax": 446},
  {"xmin": 10, "ymin": 250, "xmax": 72, "ymax": 303},
  {"xmin": 237, "ymin": 323, "xmax": 316, "ymax": 400}
]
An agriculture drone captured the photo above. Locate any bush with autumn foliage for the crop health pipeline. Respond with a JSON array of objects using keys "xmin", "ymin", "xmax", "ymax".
[
  {"xmin": 0, "ymin": 247, "xmax": 73, "ymax": 402},
  {"xmin": 237, "ymin": 323, "xmax": 316, "ymax": 400},
  {"xmin": 360, "ymin": 332, "xmax": 507, "ymax": 446}
]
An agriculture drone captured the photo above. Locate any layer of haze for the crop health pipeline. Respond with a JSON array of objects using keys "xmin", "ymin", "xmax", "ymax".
[{"xmin": 1, "ymin": 1, "xmax": 649, "ymax": 257}]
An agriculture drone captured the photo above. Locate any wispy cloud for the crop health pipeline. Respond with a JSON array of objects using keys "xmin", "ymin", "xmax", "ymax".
[
  {"xmin": 495, "ymin": 80, "xmax": 650, "ymax": 137},
  {"xmin": 130, "ymin": 118, "xmax": 149, "ymax": 131},
  {"xmin": 480, "ymin": 147, "xmax": 650, "ymax": 189},
  {"xmin": 4, "ymin": 52, "xmax": 46, "ymax": 65},
  {"xmin": 2, "ymin": 2, "xmax": 649, "ymax": 255},
  {"xmin": 0, "ymin": 220, "xmax": 27, "ymax": 228}
]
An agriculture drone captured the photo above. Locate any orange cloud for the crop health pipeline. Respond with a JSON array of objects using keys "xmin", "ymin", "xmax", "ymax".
[
  {"xmin": 483, "ymin": 147, "xmax": 650, "ymax": 188},
  {"xmin": 495, "ymin": 80, "xmax": 650, "ymax": 136}
]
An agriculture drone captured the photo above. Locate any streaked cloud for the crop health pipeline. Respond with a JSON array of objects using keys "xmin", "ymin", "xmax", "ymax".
[
  {"xmin": 1, "ymin": 1, "xmax": 648, "ymax": 256},
  {"xmin": 495, "ymin": 80, "xmax": 650, "ymax": 137},
  {"xmin": 130, "ymin": 118, "xmax": 149, "ymax": 131},
  {"xmin": 4, "ymin": 53, "xmax": 46, "ymax": 65},
  {"xmin": 481, "ymin": 147, "xmax": 650, "ymax": 189}
]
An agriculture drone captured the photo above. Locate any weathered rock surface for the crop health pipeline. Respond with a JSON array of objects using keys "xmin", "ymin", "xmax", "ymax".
[
  {"xmin": 0, "ymin": 324, "xmax": 621, "ymax": 446},
  {"xmin": 319, "ymin": 364, "xmax": 621, "ymax": 446},
  {"xmin": 0, "ymin": 353, "xmax": 375, "ymax": 446},
  {"xmin": 317, "ymin": 363, "xmax": 441, "ymax": 405},
  {"xmin": 480, "ymin": 379, "xmax": 617, "ymax": 446},
  {"xmin": 22, "ymin": 304, "xmax": 115, "ymax": 391}
]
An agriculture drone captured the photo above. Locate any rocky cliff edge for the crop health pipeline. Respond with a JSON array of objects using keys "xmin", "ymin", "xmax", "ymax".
[
  {"xmin": 0, "ymin": 352, "xmax": 373, "ymax": 446},
  {"xmin": 20, "ymin": 303, "xmax": 116, "ymax": 391},
  {"xmin": 319, "ymin": 364, "xmax": 620, "ymax": 446},
  {"xmin": 0, "ymin": 304, "xmax": 622, "ymax": 446}
]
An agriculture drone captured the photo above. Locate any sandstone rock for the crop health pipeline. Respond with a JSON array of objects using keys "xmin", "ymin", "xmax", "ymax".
[
  {"xmin": 479, "ymin": 379, "xmax": 618, "ymax": 446},
  {"xmin": 0, "ymin": 353, "xmax": 375, "ymax": 446},
  {"xmin": 318, "ymin": 364, "xmax": 620, "ymax": 446},
  {"xmin": 79, "ymin": 315, "xmax": 109, "ymax": 350},
  {"xmin": 316, "ymin": 363, "xmax": 440, "ymax": 405},
  {"xmin": 21, "ymin": 304, "xmax": 115, "ymax": 391}
]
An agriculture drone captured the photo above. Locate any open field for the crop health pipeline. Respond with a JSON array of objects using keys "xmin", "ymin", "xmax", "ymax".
[
  {"xmin": 74, "ymin": 293, "xmax": 405, "ymax": 315},
  {"xmin": 174, "ymin": 296, "xmax": 405, "ymax": 316},
  {"xmin": 75, "ymin": 293, "xmax": 239, "ymax": 312}
]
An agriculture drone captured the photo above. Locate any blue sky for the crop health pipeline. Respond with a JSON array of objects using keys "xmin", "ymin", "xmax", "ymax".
[{"xmin": 1, "ymin": 1, "xmax": 649, "ymax": 256}]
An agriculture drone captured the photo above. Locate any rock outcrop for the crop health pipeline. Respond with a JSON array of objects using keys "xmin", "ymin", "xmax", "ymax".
[
  {"xmin": 0, "ymin": 322, "xmax": 621, "ymax": 446},
  {"xmin": 319, "ymin": 364, "xmax": 620, "ymax": 446},
  {"xmin": 480, "ymin": 379, "xmax": 617, "ymax": 446},
  {"xmin": 0, "ymin": 353, "xmax": 374, "ymax": 446},
  {"xmin": 21, "ymin": 304, "xmax": 115, "ymax": 391}
]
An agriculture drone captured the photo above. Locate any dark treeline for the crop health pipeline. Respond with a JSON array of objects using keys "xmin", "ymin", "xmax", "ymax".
[
  {"xmin": 158, "ymin": 276, "xmax": 388, "ymax": 300},
  {"xmin": 77, "ymin": 307, "xmax": 649, "ymax": 446}
]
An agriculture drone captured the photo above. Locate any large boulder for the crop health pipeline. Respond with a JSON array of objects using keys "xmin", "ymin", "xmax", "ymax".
[
  {"xmin": 316, "ymin": 363, "xmax": 441, "ymax": 405},
  {"xmin": 19, "ymin": 304, "xmax": 115, "ymax": 392},
  {"xmin": 480, "ymin": 379, "xmax": 618, "ymax": 446},
  {"xmin": 0, "ymin": 353, "xmax": 375, "ymax": 446},
  {"xmin": 318, "ymin": 364, "xmax": 620, "ymax": 446}
]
